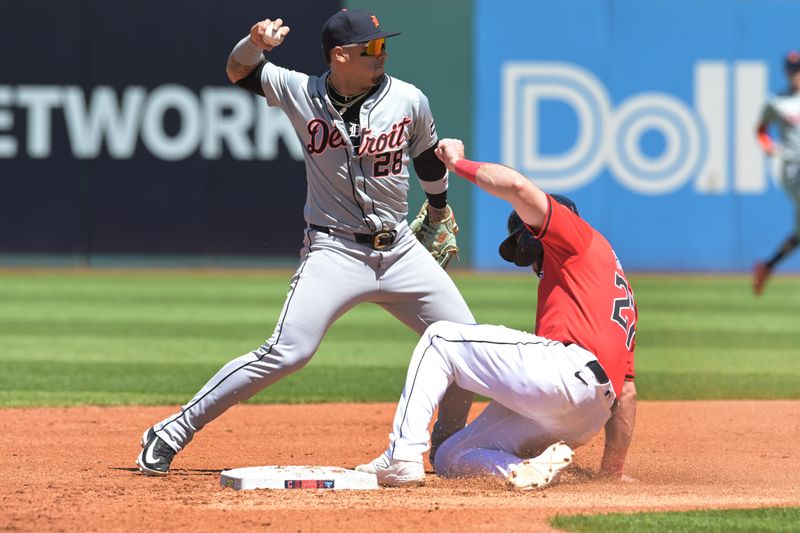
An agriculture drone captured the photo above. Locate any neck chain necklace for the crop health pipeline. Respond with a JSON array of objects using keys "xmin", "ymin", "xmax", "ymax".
[{"xmin": 326, "ymin": 78, "xmax": 370, "ymax": 115}]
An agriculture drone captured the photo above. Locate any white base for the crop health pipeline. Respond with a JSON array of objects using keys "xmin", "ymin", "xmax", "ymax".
[{"xmin": 220, "ymin": 465, "xmax": 378, "ymax": 491}]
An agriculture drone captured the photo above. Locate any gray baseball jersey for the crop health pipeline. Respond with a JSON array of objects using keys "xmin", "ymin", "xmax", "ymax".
[
  {"xmin": 760, "ymin": 91, "xmax": 800, "ymax": 162},
  {"xmin": 144, "ymin": 61, "xmax": 474, "ymax": 458},
  {"xmin": 262, "ymin": 63, "xmax": 438, "ymax": 233},
  {"xmin": 761, "ymin": 91, "xmax": 800, "ymax": 233}
]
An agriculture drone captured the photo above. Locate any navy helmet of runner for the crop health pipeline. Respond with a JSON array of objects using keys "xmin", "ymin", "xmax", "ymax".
[{"xmin": 499, "ymin": 194, "xmax": 579, "ymax": 268}]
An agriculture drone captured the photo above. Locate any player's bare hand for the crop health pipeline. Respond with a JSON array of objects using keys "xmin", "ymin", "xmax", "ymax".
[
  {"xmin": 250, "ymin": 18, "xmax": 290, "ymax": 51},
  {"xmin": 435, "ymin": 138, "xmax": 465, "ymax": 172}
]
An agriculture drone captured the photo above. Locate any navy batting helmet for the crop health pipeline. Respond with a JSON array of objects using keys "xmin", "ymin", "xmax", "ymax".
[{"xmin": 498, "ymin": 195, "xmax": 579, "ymax": 268}]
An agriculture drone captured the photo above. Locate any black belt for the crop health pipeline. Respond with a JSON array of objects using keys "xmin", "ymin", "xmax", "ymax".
[
  {"xmin": 585, "ymin": 360, "xmax": 610, "ymax": 384},
  {"xmin": 584, "ymin": 360, "xmax": 619, "ymax": 414},
  {"xmin": 309, "ymin": 224, "xmax": 397, "ymax": 250}
]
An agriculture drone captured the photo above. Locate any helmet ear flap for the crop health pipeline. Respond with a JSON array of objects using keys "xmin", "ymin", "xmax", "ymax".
[
  {"xmin": 513, "ymin": 230, "xmax": 542, "ymax": 267},
  {"xmin": 499, "ymin": 199, "xmax": 577, "ymax": 270},
  {"xmin": 499, "ymin": 210, "xmax": 544, "ymax": 267}
]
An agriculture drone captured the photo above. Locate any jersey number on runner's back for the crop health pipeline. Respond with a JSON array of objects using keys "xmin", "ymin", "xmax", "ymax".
[{"xmin": 611, "ymin": 273, "xmax": 636, "ymax": 351}]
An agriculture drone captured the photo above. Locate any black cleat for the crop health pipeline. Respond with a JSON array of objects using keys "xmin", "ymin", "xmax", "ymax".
[{"xmin": 136, "ymin": 428, "xmax": 177, "ymax": 476}]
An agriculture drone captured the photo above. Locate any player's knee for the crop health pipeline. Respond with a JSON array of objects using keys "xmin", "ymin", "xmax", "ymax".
[
  {"xmin": 424, "ymin": 320, "xmax": 457, "ymax": 340},
  {"xmin": 433, "ymin": 439, "xmax": 466, "ymax": 477},
  {"xmin": 432, "ymin": 435, "xmax": 463, "ymax": 477},
  {"xmin": 432, "ymin": 445, "xmax": 450, "ymax": 475},
  {"xmin": 253, "ymin": 341, "xmax": 316, "ymax": 372}
]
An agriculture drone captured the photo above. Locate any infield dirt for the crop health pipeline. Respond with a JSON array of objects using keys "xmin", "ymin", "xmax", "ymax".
[{"xmin": 2, "ymin": 401, "xmax": 799, "ymax": 532}]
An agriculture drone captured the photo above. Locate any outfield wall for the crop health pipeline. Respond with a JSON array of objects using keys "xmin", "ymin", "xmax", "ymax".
[
  {"xmin": 3, "ymin": 0, "xmax": 800, "ymax": 272},
  {"xmin": 473, "ymin": 0, "xmax": 800, "ymax": 272},
  {"xmin": 0, "ymin": 0, "xmax": 335, "ymax": 260}
]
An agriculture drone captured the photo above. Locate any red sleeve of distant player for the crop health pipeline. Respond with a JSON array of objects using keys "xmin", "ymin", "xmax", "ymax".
[{"xmin": 530, "ymin": 195, "xmax": 593, "ymax": 262}]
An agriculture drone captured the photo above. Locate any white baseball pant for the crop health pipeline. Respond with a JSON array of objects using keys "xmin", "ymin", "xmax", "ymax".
[{"xmin": 386, "ymin": 320, "xmax": 616, "ymax": 478}]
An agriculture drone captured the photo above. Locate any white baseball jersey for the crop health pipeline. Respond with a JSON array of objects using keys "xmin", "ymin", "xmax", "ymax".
[{"xmin": 261, "ymin": 63, "xmax": 438, "ymax": 232}]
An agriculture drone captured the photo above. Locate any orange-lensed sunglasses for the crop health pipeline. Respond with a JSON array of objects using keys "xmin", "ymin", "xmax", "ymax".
[{"xmin": 341, "ymin": 37, "xmax": 386, "ymax": 57}]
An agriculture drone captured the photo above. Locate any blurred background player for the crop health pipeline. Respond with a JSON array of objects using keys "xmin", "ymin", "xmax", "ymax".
[
  {"xmin": 357, "ymin": 138, "xmax": 637, "ymax": 488},
  {"xmin": 753, "ymin": 51, "xmax": 800, "ymax": 295}
]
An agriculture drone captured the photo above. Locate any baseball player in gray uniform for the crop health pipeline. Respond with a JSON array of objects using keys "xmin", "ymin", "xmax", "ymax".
[
  {"xmin": 136, "ymin": 9, "xmax": 475, "ymax": 475},
  {"xmin": 753, "ymin": 51, "xmax": 800, "ymax": 294}
]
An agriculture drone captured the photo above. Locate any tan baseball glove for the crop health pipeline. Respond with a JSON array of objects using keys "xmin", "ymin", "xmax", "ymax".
[{"xmin": 409, "ymin": 201, "xmax": 459, "ymax": 269}]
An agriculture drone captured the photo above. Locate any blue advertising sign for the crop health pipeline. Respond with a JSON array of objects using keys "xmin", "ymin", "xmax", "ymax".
[{"xmin": 474, "ymin": 0, "xmax": 800, "ymax": 272}]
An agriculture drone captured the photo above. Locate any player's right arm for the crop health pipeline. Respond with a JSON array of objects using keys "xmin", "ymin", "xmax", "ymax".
[
  {"xmin": 225, "ymin": 18, "xmax": 290, "ymax": 84},
  {"xmin": 435, "ymin": 138, "xmax": 548, "ymax": 231},
  {"xmin": 599, "ymin": 380, "xmax": 637, "ymax": 480},
  {"xmin": 756, "ymin": 102, "xmax": 778, "ymax": 156}
]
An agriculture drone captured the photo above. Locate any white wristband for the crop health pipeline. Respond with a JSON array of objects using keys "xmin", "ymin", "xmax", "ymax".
[{"xmin": 231, "ymin": 36, "xmax": 265, "ymax": 66}]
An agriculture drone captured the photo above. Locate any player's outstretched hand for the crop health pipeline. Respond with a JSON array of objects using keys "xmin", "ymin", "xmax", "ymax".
[
  {"xmin": 250, "ymin": 18, "xmax": 291, "ymax": 51},
  {"xmin": 435, "ymin": 138, "xmax": 465, "ymax": 172}
]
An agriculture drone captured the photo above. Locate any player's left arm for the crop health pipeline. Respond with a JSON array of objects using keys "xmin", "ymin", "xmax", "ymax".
[
  {"xmin": 409, "ymin": 146, "xmax": 459, "ymax": 268},
  {"xmin": 413, "ymin": 145, "xmax": 448, "ymax": 211},
  {"xmin": 599, "ymin": 379, "xmax": 637, "ymax": 480},
  {"xmin": 410, "ymin": 92, "xmax": 450, "ymax": 215},
  {"xmin": 407, "ymin": 95, "xmax": 460, "ymax": 268}
]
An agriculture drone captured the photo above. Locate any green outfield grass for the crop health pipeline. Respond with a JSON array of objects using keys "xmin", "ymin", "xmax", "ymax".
[
  {"xmin": 0, "ymin": 270, "xmax": 799, "ymax": 406},
  {"xmin": 551, "ymin": 506, "xmax": 800, "ymax": 532}
]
